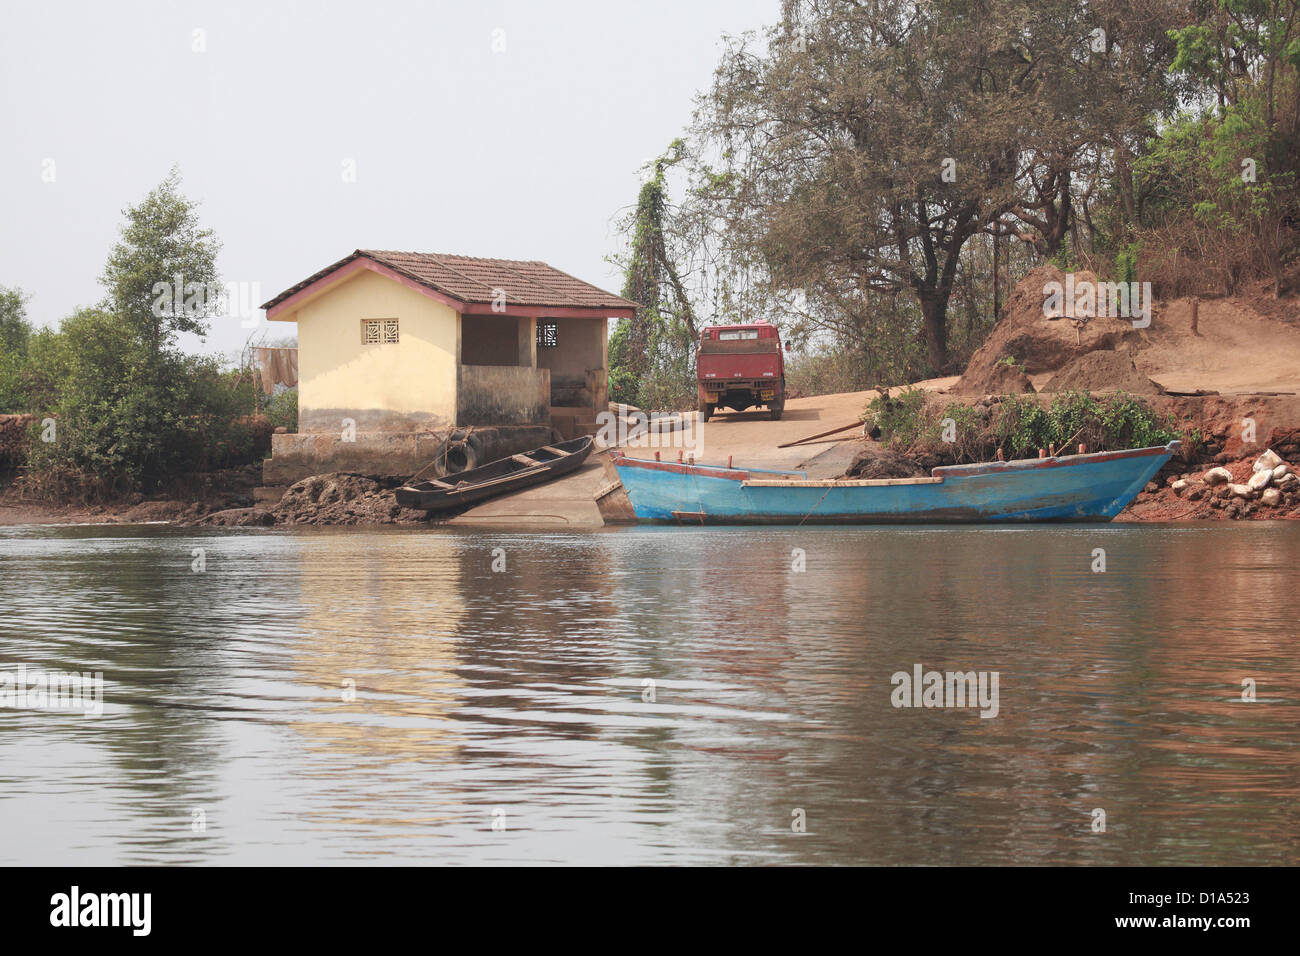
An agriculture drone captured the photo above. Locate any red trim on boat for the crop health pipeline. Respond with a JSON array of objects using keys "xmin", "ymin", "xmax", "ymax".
[
  {"xmin": 608, "ymin": 453, "xmax": 751, "ymax": 482},
  {"xmin": 931, "ymin": 443, "xmax": 1175, "ymax": 478}
]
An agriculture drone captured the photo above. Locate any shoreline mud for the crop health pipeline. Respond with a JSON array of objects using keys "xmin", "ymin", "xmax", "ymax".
[{"xmin": 6, "ymin": 404, "xmax": 1300, "ymax": 528}]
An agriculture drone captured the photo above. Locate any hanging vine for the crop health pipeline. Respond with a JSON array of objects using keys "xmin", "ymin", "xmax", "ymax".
[{"xmin": 610, "ymin": 139, "xmax": 700, "ymax": 409}]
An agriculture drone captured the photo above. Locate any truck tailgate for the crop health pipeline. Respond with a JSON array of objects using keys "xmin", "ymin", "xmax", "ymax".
[{"xmin": 699, "ymin": 352, "xmax": 781, "ymax": 382}]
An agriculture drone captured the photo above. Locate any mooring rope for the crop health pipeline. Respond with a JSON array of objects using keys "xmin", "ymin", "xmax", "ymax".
[{"xmin": 798, "ymin": 482, "xmax": 836, "ymax": 527}]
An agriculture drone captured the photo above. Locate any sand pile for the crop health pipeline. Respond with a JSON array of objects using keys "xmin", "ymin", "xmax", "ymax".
[
  {"xmin": 952, "ymin": 358, "xmax": 1036, "ymax": 397},
  {"xmin": 1042, "ymin": 351, "xmax": 1164, "ymax": 395},
  {"xmin": 954, "ymin": 265, "xmax": 1147, "ymax": 395}
]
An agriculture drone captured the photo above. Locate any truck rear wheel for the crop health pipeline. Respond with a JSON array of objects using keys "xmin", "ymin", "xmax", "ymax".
[{"xmin": 769, "ymin": 381, "xmax": 786, "ymax": 420}]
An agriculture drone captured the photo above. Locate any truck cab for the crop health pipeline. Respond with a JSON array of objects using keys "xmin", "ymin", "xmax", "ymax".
[{"xmin": 696, "ymin": 322, "xmax": 786, "ymax": 421}]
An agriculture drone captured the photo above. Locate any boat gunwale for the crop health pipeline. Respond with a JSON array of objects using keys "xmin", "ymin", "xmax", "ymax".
[
  {"xmin": 607, "ymin": 453, "xmax": 804, "ymax": 482},
  {"xmin": 931, "ymin": 440, "xmax": 1180, "ymax": 478},
  {"xmin": 743, "ymin": 476, "xmax": 945, "ymax": 487},
  {"xmin": 397, "ymin": 436, "xmax": 593, "ymax": 504},
  {"xmin": 612, "ymin": 440, "xmax": 1179, "ymax": 486}
]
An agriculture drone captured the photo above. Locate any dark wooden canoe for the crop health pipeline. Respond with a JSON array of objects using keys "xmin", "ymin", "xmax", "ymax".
[{"xmin": 395, "ymin": 436, "xmax": 595, "ymax": 512}]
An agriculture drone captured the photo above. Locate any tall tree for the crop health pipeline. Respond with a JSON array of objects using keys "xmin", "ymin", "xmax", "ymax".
[
  {"xmin": 0, "ymin": 286, "xmax": 32, "ymax": 356},
  {"xmin": 691, "ymin": 0, "xmax": 1183, "ymax": 372},
  {"xmin": 0, "ymin": 286, "xmax": 33, "ymax": 412},
  {"xmin": 100, "ymin": 166, "xmax": 222, "ymax": 359}
]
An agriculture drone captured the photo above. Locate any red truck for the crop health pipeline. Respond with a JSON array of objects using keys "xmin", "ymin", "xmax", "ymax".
[{"xmin": 696, "ymin": 322, "xmax": 786, "ymax": 422}]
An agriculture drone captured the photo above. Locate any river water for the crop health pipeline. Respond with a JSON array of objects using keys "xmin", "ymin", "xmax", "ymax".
[{"xmin": 1, "ymin": 521, "xmax": 1297, "ymax": 865}]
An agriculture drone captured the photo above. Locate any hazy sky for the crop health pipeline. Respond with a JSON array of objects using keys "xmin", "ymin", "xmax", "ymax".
[{"xmin": 1, "ymin": 0, "xmax": 774, "ymax": 358}]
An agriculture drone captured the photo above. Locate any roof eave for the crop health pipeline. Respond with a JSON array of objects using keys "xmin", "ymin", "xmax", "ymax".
[{"xmin": 262, "ymin": 249, "xmax": 640, "ymax": 320}]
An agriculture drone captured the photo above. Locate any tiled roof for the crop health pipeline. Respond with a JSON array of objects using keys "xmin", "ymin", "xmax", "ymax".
[{"xmin": 262, "ymin": 249, "xmax": 637, "ymax": 312}]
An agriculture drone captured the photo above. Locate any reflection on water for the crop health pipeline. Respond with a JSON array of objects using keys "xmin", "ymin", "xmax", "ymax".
[{"xmin": 1, "ymin": 521, "xmax": 1297, "ymax": 865}]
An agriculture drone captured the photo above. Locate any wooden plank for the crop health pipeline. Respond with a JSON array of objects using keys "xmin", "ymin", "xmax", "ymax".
[
  {"xmin": 541, "ymin": 445, "xmax": 567, "ymax": 455},
  {"xmin": 777, "ymin": 420, "xmax": 863, "ymax": 448},
  {"xmin": 743, "ymin": 477, "xmax": 943, "ymax": 488},
  {"xmin": 512, "ymin": 454, "xmax": 541, "ymax": 465},
  {"xmin": 594, "ymin": 480, "xmax": 624, "ymax": 500}
]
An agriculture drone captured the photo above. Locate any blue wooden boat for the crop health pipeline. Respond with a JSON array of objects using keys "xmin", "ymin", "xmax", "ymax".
[{"xmin": 609, "ymin": 441, "xmax": 1179, "ymax": 524}]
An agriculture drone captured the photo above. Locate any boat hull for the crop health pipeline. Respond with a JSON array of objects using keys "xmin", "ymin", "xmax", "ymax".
[
  {"xmin": 610, "ymin": 442, "xmax": 1178, "ymax": 524},
  {"xmin": 395, "ymin": 436, "xmax": 593, "ymax": 512}
]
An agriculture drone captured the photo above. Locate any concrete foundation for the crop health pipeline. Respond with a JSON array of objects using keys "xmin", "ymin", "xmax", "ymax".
[{"xmin": 262, "ymin": 424, "xmax": 553, "ymax": 484}]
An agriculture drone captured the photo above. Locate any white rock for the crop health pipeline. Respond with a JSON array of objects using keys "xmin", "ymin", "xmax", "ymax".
[
  {"xmin": 1278, "ymin": 472, "xmax": 1299, "ymax": 488},
  {"xmin": 1248, "ymin": 469, "xmax": 1272, "ymax": 492},
  {"xmin": 1172, "ymin": 479, "xmax": 1188, "ymax": 494},
  {"xmin": 1272, "ymin": 463, "xmax": 1290, "ymax": 480},
  {"xmin": 1261, "ymin": 488, "xmax": 1282, "ymax": 507},
  {"xmin": 1229, "ymin": 483, "xmax": 1252, "ymax": 498},
  {"xmin": 1257, "ymin": 449, "xmax": 1283, "ymax": 471},
  {"xmin": 1203, "ymin": 467, "xmax": 1232, "ymax": 486}
]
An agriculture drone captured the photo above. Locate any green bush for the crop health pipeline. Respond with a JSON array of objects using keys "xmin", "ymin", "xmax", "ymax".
[
  {"xmin": 994, "ymin": 391, "xmax": 1182, "ymax": 459},
  {"xmin": 21, "ymin": 314, "xmax": 273, "ymax": 499},
  {"xmin": 1115, "ymin": 242, "xmax": 1140, "ymax": 286},
  {"xmin": 636, "ymin": 362, "xmax": 697, "ymax": 413},
  {"xmin": 866, "ymin": 388, "xmax": 928, "ymax": 445},
  {"xmin": 867, "ymin": 389, "xmax": 1186, "ymax": 466},
  {"xmin": 263, "ymin": 387, "xmax": 298, "ymax": 434},
  {"xmin": 867, "ymin": 388, "xmax": 986, "ymax": 463}
]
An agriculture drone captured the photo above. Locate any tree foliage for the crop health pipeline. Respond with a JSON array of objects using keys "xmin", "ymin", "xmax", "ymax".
[
  {"xmin": 101, "ymin": 165, "xmax": 222, "ymax": 358},
  {"xmin": 7, "ymin": 172, "xmax": 265, "ymax": 498},
  {"xmin": 609, "ymin": 0, "xmax": 1297, "ymax": 401},
  {"xmin": 687, "ymin": 0, "xmax": 1187, "ymax": 374}
]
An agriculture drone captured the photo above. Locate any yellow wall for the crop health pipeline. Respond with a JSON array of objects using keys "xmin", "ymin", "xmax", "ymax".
[{"xmin": 273, "ymin": 269, "xmax": 460, "ymax": 433}]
